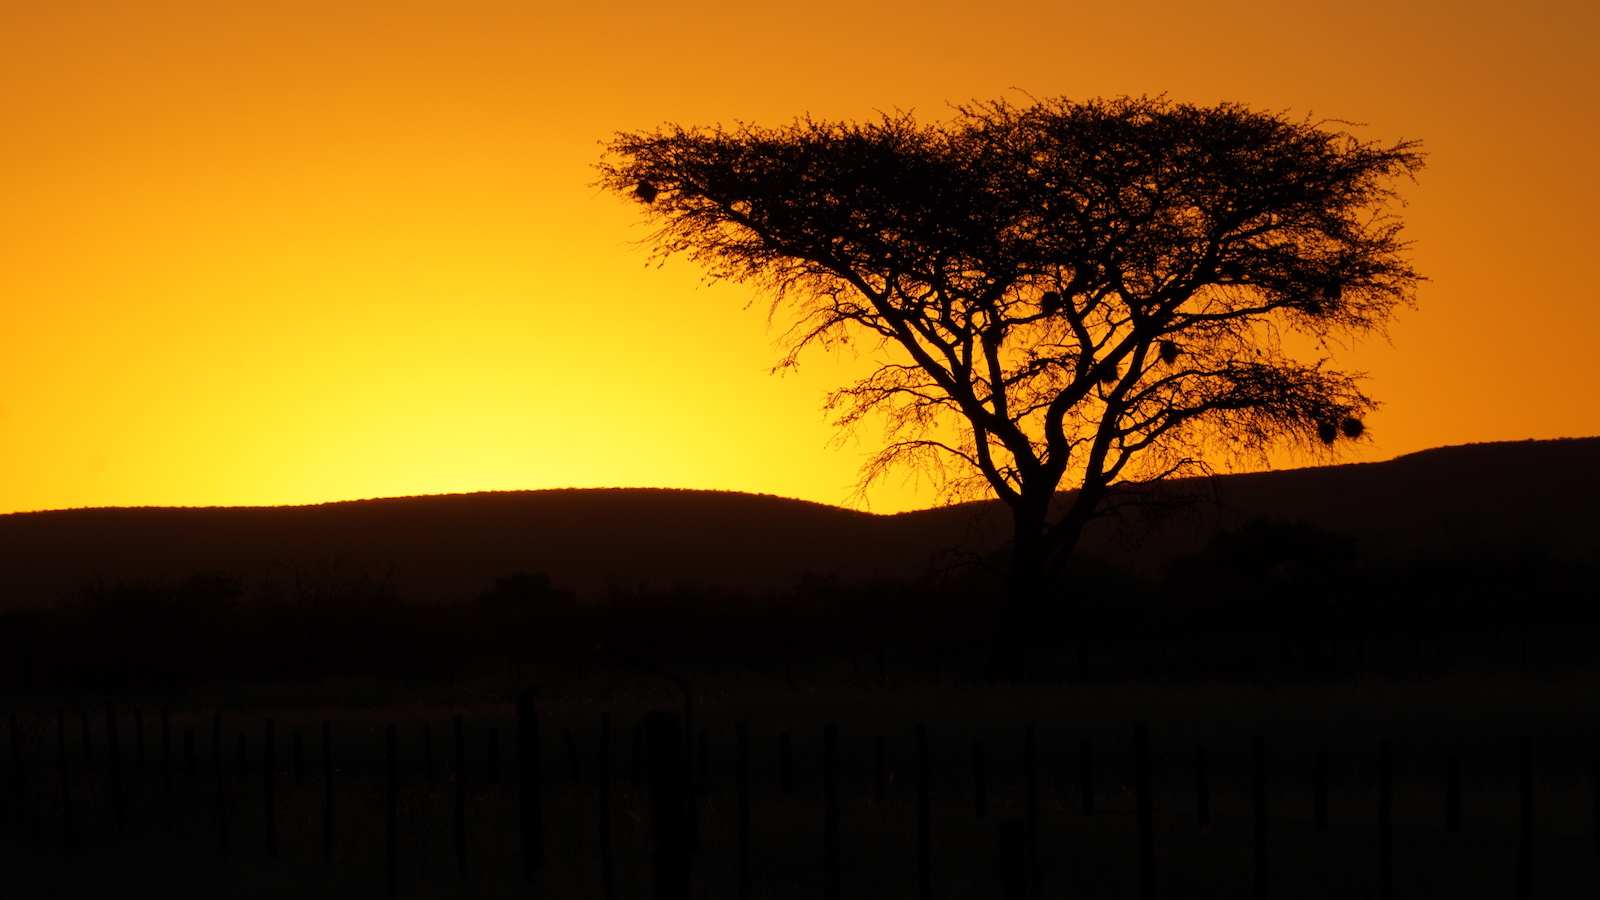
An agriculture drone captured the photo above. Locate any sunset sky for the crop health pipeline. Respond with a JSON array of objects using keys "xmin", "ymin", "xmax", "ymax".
[{"xmin": 2, "ymin": 0, "xmax": 1596, "ymax": 516}]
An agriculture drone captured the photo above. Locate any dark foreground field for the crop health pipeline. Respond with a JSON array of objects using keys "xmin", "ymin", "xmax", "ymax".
[{"xmin": 6, "ymin": 666, "xmax": 1600, "ymax": 900}]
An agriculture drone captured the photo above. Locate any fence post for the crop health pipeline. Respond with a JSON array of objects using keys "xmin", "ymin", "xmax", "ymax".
[
  {"xmin": 1445, "ymin": 753, "xmax": 1461, "ymax": 833},
  {"xmin": 1196, "ymin": 746, "xmax": 1210, "ymax": 830},
  {"xmin": 917, "ymin": 723, "xmax": 931, "ymax": 900},
  {"xmin": 160, "ymin": 709, "xmax": 172, "ymax": 816},
  {"xmin": 644, "ymin": 712, "xmax": 692, "ymax": 900},
  {"xmin": 1378, "ymin": 741, "xmax": 1391, "ymax": 900},
  {"xmin": 322, "ymin": 721, "xmax": 333, "ymax": 866},
  {"xmin": 516, "ymin": 687, "xmax": 543, "ymax": 887},
  {"xmin": 453, "ymin": 714, "xmax": 466, "ymax": 875},
  {"xmin": 973, "ymin": 740, "xmax": 988, "ymax": 817},
  {"xmin": 825, "ymin": 723, "xmax": 841, "ymax": 900},
  {"xmin": 264, "ymin": 719, "xmax": 277, "ymax": 859},
  {"xmin": 56, "ymin": 710, "xmax": 76, "ymax": 847},
  {"xmin": 6, "ymin": 715, "xmax": 22, "ymax": 837},
  {"xmin": 488, "ymin": 728, "xmax": 500, "ymax": 784},
  {"xmin": 1313, "ymin": 750, "xmax": 1328, "ymax": 832},
  {"xmin": 1252, "ymin": 736, "xmax": 1267, "ymax": 900},
  {"xmin": 134, "ymin": 708, "xmax": 146, "ymax": 776},
  {"xmin": 874, "ymin": 735, "xmax": 887, "ymax": 803},
  {"xmin": 424, "ymin": 724, "xmax": 435, "ymax": 786},
  {"xmin": 780, "ymin": 732, "xmax": 794, "ymax": 796},
  {"xmin": 213, "ymin": 713, "xmax": 228, "ymax": 856},
  {"xmin": 600, "ymin": 711, "xmax": 616, "ymax": 900},
  {"xmin": 1000, "ymin": 819, "xmax": 1027, "ymax": 900},
  {"xmin": 564, "ymin": 727, "xmax": 581, "ymax": 785},
  {"xmin": 1518, "ymin": 737, "xmax": 1533, "ymax": 900},
  {"xmin": 1135, "ymin": 723, "xmax": 1155, "ymax": 900},
  {"xmin": 1024, "ymin": 722, "xmax": 1039, "ymax": 899},
  {"xmin": 1080, "ymin": 738, "xmax": 1094, "ymax": 815},
  {"xmin": 736, "ymin": 720, "xmax": 750, "ymax": 900},
  {"xmin": 105, "ymin": 700, "xmax": 124, "ymax": 835},
  {"xmin": 386, "ymin": 723, "xmax": 398, "ymax": 897},
  {"xmin": 293, "ymin": 731, "xmax": 304, "ymax": 786}
]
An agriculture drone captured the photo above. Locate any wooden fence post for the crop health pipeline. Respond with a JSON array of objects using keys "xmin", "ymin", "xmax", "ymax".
[
  {"xmin": 105, "ymin": 700, "xmax": 123, "ymax": 835},
  {"xmin": 917, "ymin": 723, "xmax": 931, "ymax": 900},
  {"xmin": 631, "ymin": 723, "xmax": 644, "ymax": 788},
  {"xmin": 564, "ymin": 727, "xmax": 581, "ymax": 785},
  {"xmin": 1024, "ymin": 722, "xmax": 1039, "ymax": 899},
  {"xmin": 322, "ymin": 721, "xmax": 333, "ymax": 866},
  {"xmin": 516, "ymin": 687, "xmax": 543, "ymax": 888},
  {"xmin": 6, "ymin": 715, "xmax": 22, "ymax": 837},
  {"xmin": 1000, "ymin": 819, "xmax": 1027, "ymax": 900},
  {"xmin": 423, "ymin": 724, "xmax": 435, "ymax": 786},
  {"xmin": 160, "ymin": 709, "xmax": 172, "ymax": 815},
  {"xmin": 1252, "ymin": 736, "xmax": 1267, "ymax": 900},
  {"xmin": 488, "ymin": 728, "xmax": 500, "ymax": 784},
  {"xmin": 644, "ymin": 712, "xmax": 692, "ymax": 900},
  {"xmin": 600, "ymin": 711, "xmax": 616, "ymax": 900},
  {"xmin": 213, "ymin": 714, "xmax": 228, "ymax": 856},
  {"xmin": 293, "ymin": 730, "xmax": 304, "ymax": 786},
  {"xmin": 1519, "ymin": 737, "xmax": 1533, "ymax": 900},
  {"xmin": 825, "ymin": 723, "xmax": 841, "ymax": 900},
  {"xmin": 1378, "ymin": 741, "xmax": 1391, "ymax": 900},
  {"xmin": 780, "ymin": 732, "xmax": 794, "ymax": 796},
  {"xmin": 1196, "ymin": 746, "xmax": 1210, "ymax": 830},
  {"xmin": 1080, "ymin": 739, "xmax": 1093, "ymax": 815},
  {"xmin": 736, "ymin": 720, "xmax": 750, "ymax": 900},
  {"xmin": 1135, "ymin": 723, "xmax": 1155, "ymax": 900},
  {"xmin": 973, "ymin": 740, "xmax": 987, "ymax": 817},
  {"xmin": 264, "ymin": 718, "xmax": 277, "ymax": 859},
  {"xmin": 1445, "ymin": 753, "xmax": 1461, "ymax": 833},
  {"xmin": 453, "ymin": 714, "xmax": 466, "ymax": 875},
  {"xmin": 386, "ymin": 723, "xmax": 398, "ymax": 897},
  {"xmin": 1313, "ymin": 750, "xmax": 1328, "ymax": 832},
  {"xmin": 56, "ymin": 710, "xmax": 75, "ymax": 846},
  {"xmin": 874, "ymin": 735, "xmax": 888, "ymax": 803}
]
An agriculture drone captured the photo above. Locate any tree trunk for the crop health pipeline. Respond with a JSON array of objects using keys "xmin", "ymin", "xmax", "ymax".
[{"xmin": 983, "ymin": 502, "xmax": 1053, "ymax": 681}]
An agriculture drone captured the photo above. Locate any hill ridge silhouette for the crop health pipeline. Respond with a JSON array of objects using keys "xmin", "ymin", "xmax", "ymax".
[{"xmin": 1, "ymin": 437, "xmax": 1594, "ymax": 610}]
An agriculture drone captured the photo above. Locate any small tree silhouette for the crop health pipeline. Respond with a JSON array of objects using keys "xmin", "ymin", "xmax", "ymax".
[{"xmin": 597, "ymin": 95, "xmax": 1424, "ymax": 675}]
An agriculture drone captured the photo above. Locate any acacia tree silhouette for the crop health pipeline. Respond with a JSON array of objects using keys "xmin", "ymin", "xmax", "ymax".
[{"xmin": 597, "ymin": 96, "xmax": 1424, "ymax": 677}]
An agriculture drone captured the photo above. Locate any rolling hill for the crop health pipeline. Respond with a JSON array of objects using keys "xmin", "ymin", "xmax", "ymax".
[{"xmin": 1, "ymin": 437, "xmax": 1595, "ymax": 611}]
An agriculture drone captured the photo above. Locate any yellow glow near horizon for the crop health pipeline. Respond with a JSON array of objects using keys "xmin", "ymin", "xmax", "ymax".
[{"xmin": 2, "ymin": 0, "xmax": 1597, "ymax": 515}]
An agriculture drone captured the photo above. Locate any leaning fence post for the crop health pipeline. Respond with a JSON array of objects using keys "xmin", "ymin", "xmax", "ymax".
[
  {"xmin": 516, "ymin": 687, "xmax": 543, "ymax": 887},
  {"xmin": 644, "ymin": 712, "xmax": 692, "ymax": 900}
]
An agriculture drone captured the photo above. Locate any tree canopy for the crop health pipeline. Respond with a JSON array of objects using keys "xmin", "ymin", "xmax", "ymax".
[{"xmin": 596, "ymin": 95, "xmax": 1423, "ymax": 650}]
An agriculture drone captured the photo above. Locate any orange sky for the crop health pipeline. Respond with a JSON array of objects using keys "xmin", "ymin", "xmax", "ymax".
[{"xmin": 2, "ymin": 0, "xmax": 1596, "ymax": 515}]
